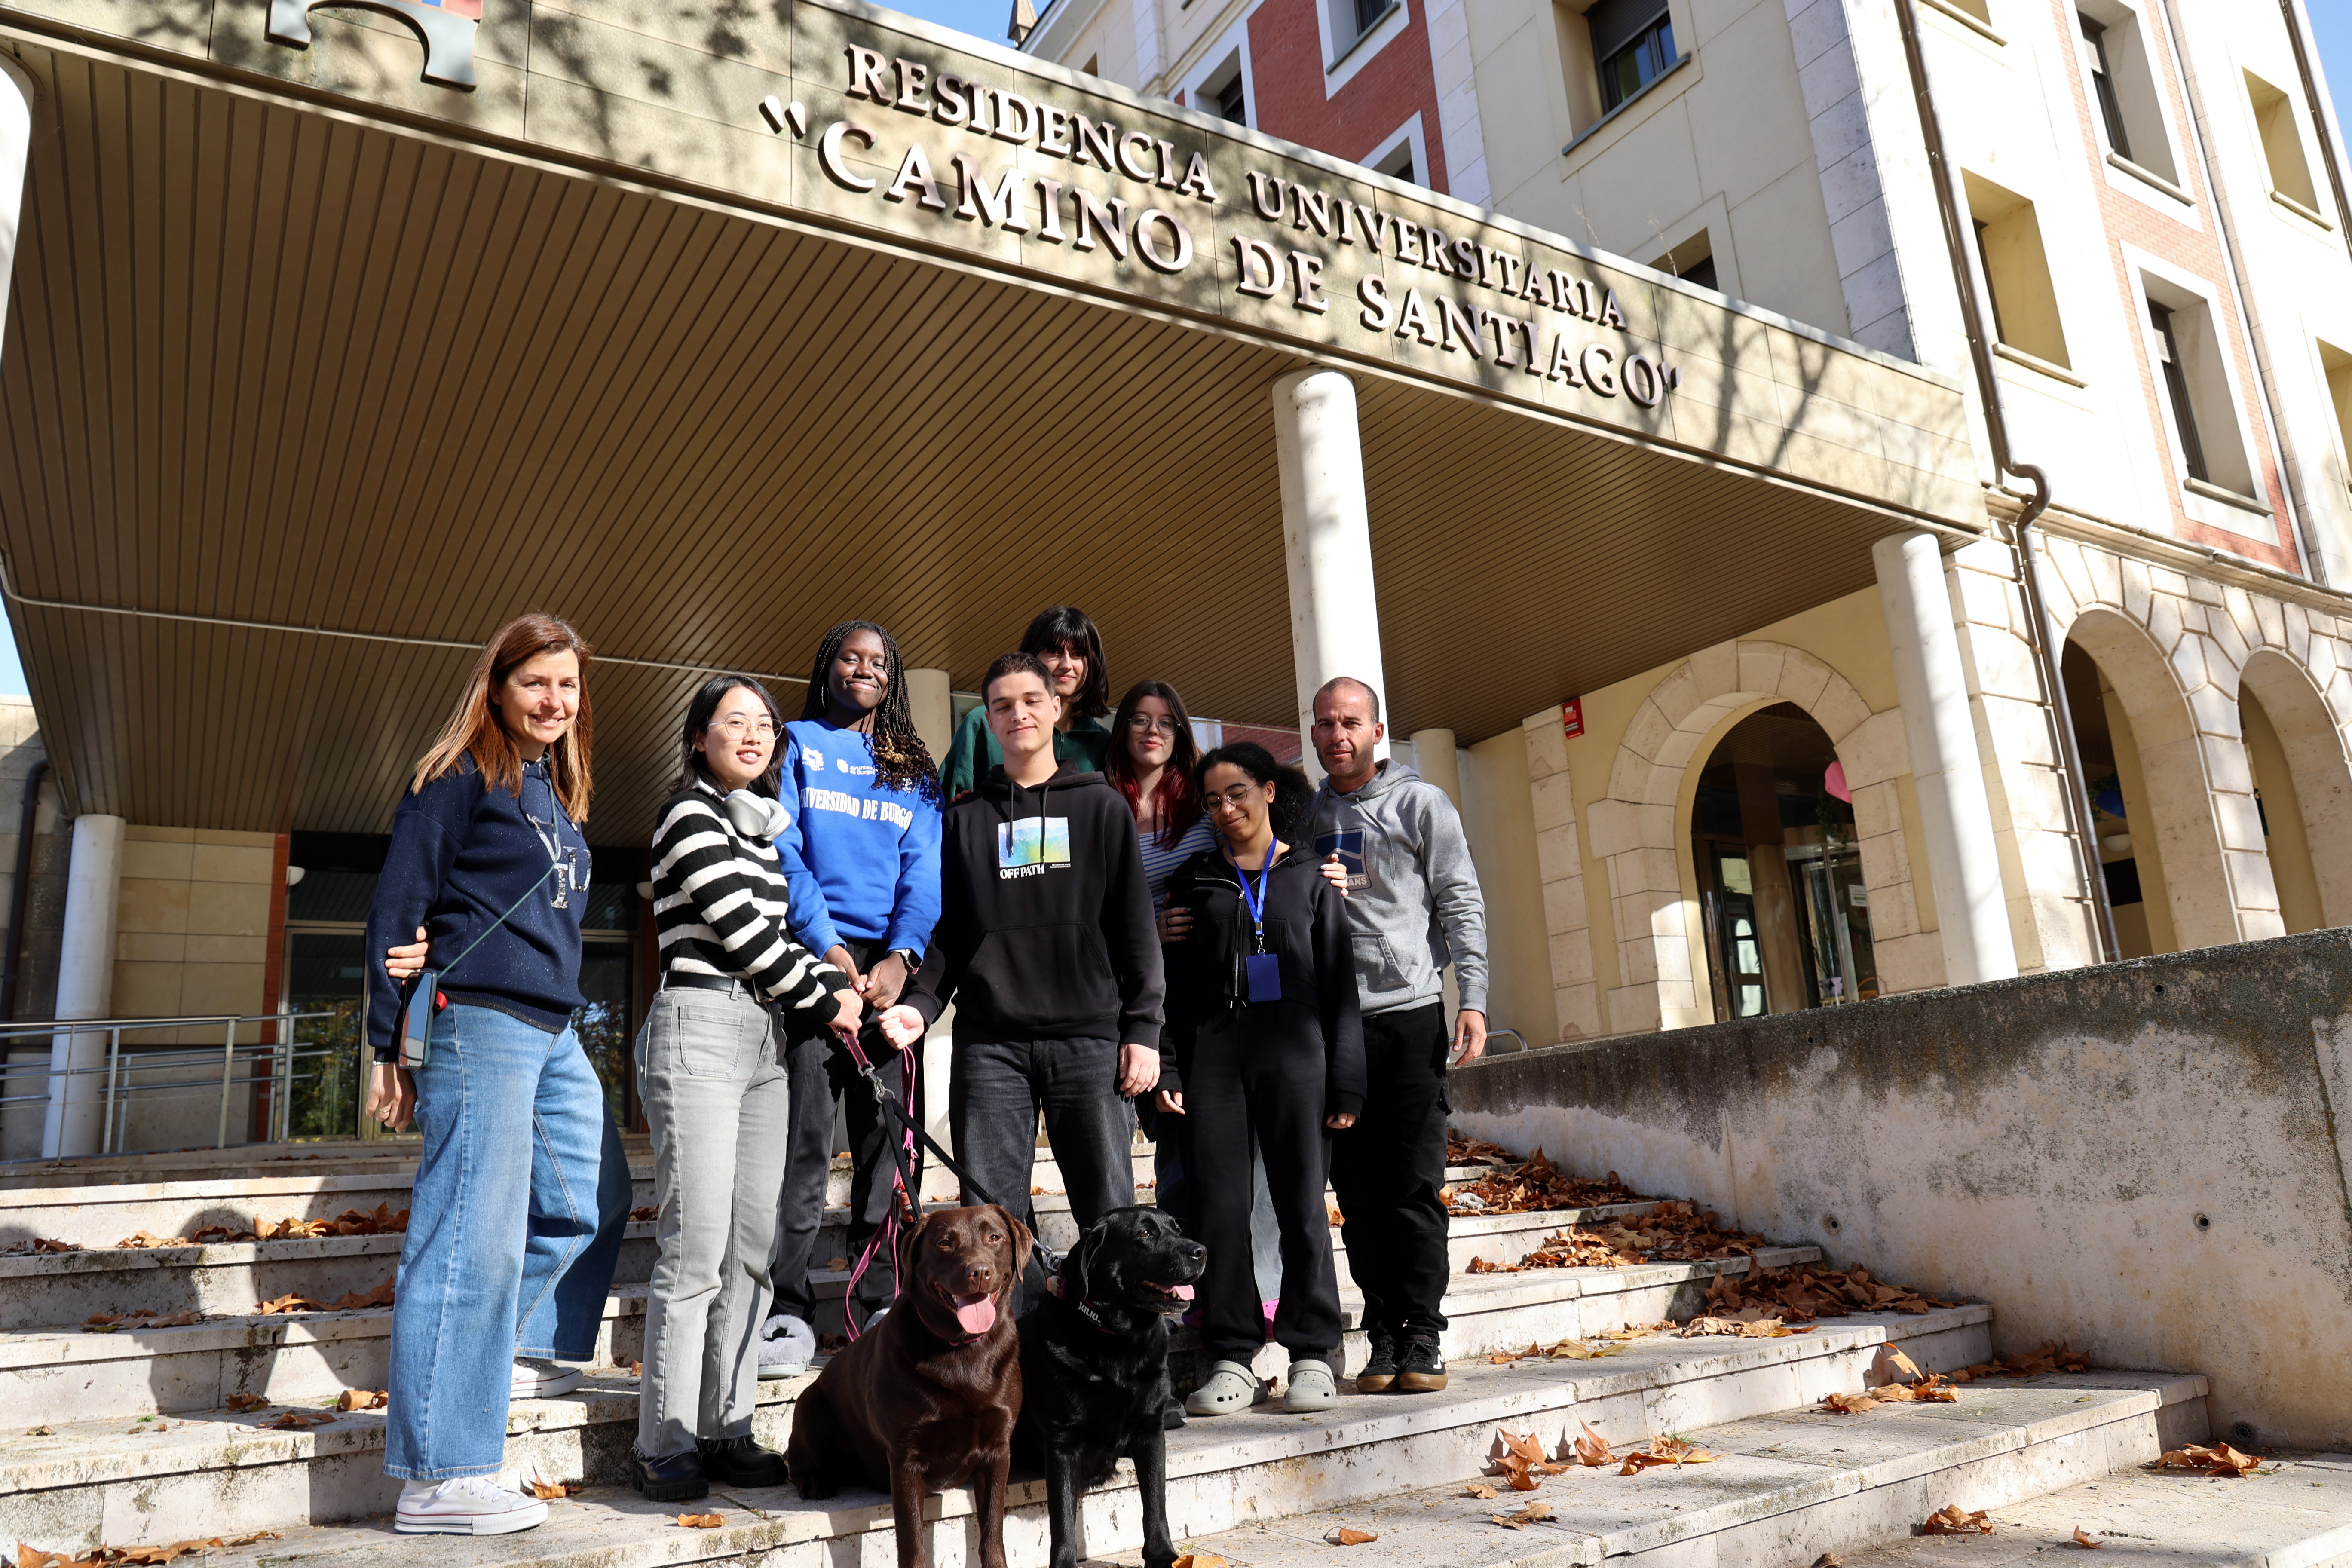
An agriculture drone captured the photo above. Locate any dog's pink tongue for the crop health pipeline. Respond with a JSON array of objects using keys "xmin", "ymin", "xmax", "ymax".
[
  {"xmin": 953, "ymin": 1293, "xmax": 997, "ymax": 1335},
  {"xmin": 1168, "ymin": 1283, "xmax": 1196, "ymax": 1301}
]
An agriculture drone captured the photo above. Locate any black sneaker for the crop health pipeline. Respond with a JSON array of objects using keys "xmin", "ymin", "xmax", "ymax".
[
  {"xmin": 1396, "ymin": 1335, "xmax": 1447, "ymax": 1393},
  {"xmin": 1356, "ymin": 1336, "xmax": 1400, "ymax": 1394},
  {"xmin": 698, "ymin": 1433, "xmax": 789, "ymax": 1488},
  {"xmin": 628, "ymin": 1445, "xmax": 709, "ymax": 1503}
]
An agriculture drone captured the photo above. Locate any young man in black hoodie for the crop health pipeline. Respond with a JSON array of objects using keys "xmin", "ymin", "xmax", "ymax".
[{"xmin": 878, "ymin": 652, "xmax": 1163, "ymax": 1288}]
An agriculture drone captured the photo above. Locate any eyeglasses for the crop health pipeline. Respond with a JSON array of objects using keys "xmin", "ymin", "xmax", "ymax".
[
  {"xmin": 1206, "ymin": 784, "xmax": 1264, "ymax": 812},
  {"xmin": 709, "ymin": 717, "xmax": 778, "ymax": 741},
  {"xmin": 1125, "ymin": 715, "xmax": 1179, "ymax": 735}
]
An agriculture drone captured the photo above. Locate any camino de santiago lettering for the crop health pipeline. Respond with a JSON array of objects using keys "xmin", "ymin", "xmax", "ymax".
[{"xmin": 757, "ymin": 43, "xmax": 1679, "ymax": 410}]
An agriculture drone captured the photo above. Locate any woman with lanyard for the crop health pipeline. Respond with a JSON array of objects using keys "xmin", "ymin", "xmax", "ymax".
[
  {"xmin": 1155, "ymin": 742, "xmax": 1363, "ymax": 1418},
  {"xmin": 632, "ymin": 674, "xmax": 862, "ymax": 1503},
  {"xmin": 938, "ymin": 606, "xmax": 1115, "ymax": 796},
  {"xmin": 363, "ymin": 614, "xmax": 632, "ymax": 1535}
]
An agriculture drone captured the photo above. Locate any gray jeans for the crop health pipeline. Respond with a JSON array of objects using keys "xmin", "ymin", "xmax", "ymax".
[{"xmin": 634, "ymin": 984, "xmax": 792, "ymax": 1457}]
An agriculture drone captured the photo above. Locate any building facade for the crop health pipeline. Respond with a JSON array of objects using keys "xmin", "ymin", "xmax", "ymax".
[
  {"xmin": 0, "ymin": 0, "xmax": 2339, "ymax": 1155},
  {"xmin": 1032, "ymin": 0, "xmax": 2352, "ymax": 1040}
]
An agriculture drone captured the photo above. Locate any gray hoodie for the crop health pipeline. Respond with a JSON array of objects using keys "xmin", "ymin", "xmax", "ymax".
[{"xmin": 1307, "ymin": 760, "xmax": 1488, "ymax": 1018}]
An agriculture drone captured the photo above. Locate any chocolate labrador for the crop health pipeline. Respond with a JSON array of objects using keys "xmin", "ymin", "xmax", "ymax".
[
  {"xmin": 1014, "ymin": 1206, "xmax": 1209, "ymax": 1568},
  {"xmin": 788, "ymin": 1204, "xmax": 1033, "ymax": 1568}
]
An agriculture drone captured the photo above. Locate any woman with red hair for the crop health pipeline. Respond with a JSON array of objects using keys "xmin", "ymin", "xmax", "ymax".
[{"xmin": 361, "ymin": 613, "xmax": 632, "ymax": 1535}]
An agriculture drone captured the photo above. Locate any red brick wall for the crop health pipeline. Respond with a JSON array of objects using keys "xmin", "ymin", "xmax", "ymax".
[
  {"xmin": 2036, "ymin": 0, "xmax": 2299, "ymax": 573},
  {"xmin": 1245, "ymin": 0, "xmax": 1451, "ymax": 191}
]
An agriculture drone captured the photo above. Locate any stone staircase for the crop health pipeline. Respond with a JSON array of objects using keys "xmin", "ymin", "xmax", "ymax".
[{"xmin": 0, "ymin": 1140, "xmax": 2320, "ymax": 1565}]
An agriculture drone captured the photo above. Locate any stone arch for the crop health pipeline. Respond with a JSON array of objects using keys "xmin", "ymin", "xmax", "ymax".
[
  {"xmin": 2237, "ymin": 647, "xmax": 2352, "ymax": 928},
  {"xmin": 2063, "ymin": 604, "xmax": 2274, "ymax": 951},
  {"xmin": 1583, "ymin": 638, "xmax": 1928, "ymax": 1035}
]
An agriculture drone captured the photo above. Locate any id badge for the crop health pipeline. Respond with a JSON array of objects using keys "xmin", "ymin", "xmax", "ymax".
[
  {"xmin": 1245, "ymin": 952, "xmax": 1282, "ymax": 1005},
  {"xmin": 398, "ymin": 970, "xmax": 439, "ymax": 1070}
]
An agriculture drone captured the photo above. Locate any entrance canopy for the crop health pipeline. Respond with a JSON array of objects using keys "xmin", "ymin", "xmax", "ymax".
[{"xmin": 0, "ymin": 0, "xmax": 1981, "ymax": 840}]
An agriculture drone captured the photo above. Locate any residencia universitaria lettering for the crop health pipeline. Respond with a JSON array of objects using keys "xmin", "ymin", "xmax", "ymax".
[{"xmin": 757, "ymin": 45, "xmax": 1682, "ymax": 409}]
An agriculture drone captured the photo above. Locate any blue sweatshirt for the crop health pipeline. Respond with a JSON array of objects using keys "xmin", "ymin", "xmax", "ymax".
[
  {"xmin": 776, "ymin": 719, "xmax": 944, "ymax": 959},
  {"xmin": 363, "ymin": 753, "xmax": 590, "ymax": 1050}
]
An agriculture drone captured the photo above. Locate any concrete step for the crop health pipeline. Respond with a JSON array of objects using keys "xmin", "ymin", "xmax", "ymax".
[
  {"xmin": 1827, "ymin": 1451, "xmax": 2352, "ymax": 1568},
  {"xmin": 0, "ymin": 1298, "xmax": 1984, "ymax": 1549},
  {"xmin": 0, "ymin": 1148, "xmax": 1161, "ymax": 1249},
  {"xmin": 1091, "ymin": 1373, "xmax": 2214, "ymax": 1568},
  {"xmin": 0, "ymin": 1186, "xmax": 1164, "ymax": 1330},
  {"xmin": 0, "ymin": 1237, "xmax": 1838, "ymax": 1425}
]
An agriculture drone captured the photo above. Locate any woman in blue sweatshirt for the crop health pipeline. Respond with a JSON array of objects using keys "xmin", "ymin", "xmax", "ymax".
[
  {"xmin": 360, "ymin": 614, "xmax": 632, "ymax": 1537},
  {"xmin": 763, "ymin": 621, "xmax": 943, "ymax": 1362}
]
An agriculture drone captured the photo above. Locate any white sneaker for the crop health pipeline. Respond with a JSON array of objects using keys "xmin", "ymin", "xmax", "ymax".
[
  {"xmin": 758, "ymin": 1314, "xmax": 818, "ymax": 1378},
  {"xmin": 861, "ymin": 1305, "xmax": 890, "ymax": 1331},
  {"xmin": 510, "ymin": 1357, "xmax": 582, "ymax": 1399},
  {"xmin": 394, "ymin": 1474, "xmax": 549, "ymax": 1534}
]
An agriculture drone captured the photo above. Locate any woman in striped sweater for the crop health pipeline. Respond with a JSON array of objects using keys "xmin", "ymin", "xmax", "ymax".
[{"xmin": 634, "ymin": 674, "xmax": 861, "ymax": 1504}]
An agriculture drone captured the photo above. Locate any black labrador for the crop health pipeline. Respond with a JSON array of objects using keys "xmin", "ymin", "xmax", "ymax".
[{"xmin": 1014, "ymin": 1206, "xmax": 1208, "ymax": 1568}]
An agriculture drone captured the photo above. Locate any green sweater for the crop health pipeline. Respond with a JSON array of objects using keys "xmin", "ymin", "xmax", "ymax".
[{"xmin": 939, "ymin": 706, "xmax": 1115, "ymax": 798}]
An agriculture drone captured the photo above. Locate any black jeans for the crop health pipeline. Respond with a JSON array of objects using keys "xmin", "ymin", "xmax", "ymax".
[
  {"xmin": 949, "ymin": 1035, "xmax": 1134, "ymax": 1309},
  {"xmin": 769, "ymin": 945, "xmax": 923, "ymax": 1325},
  {"xmin": 1328, "ymin": 1001, "xmax": 1451, "ymax": 1342},
  {"xmin": 1184, "ymin": 1005, "xmax": 1341, "ymax": 1366}
]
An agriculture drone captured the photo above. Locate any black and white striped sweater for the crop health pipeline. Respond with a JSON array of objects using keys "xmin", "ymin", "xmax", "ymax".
[{"xmin": 650, "ymin": 783, "xmax": 846, "ymax": 1022}]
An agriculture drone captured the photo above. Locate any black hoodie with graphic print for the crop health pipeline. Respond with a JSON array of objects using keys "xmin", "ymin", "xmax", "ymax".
[{"xmin": 901, "ymin": 761, "xmax": 1165, "ymax": 1046}]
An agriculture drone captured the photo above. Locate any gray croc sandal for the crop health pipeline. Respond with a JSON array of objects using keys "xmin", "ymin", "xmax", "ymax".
[
  {"xmin": 1282, "ymin": 1359, "xmax": 1338, "ymax": 1412},
  {"xmin": 1185, "ymin": 1361, "xmax": 1265, "ymax": 1417}
]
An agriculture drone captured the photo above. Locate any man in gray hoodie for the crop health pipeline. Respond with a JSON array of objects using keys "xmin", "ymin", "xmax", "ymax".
[{"xmin": 1307, "ymin": 676, "xmax": 1487, "ymax": 1396}]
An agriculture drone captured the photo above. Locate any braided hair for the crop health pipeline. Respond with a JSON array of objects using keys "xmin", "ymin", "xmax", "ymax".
[{"xmin": 800, "ymin": 620, "xmax": 942, "ymax": 801}]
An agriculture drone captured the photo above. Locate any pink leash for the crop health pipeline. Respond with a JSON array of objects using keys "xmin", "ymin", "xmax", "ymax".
[{"xmin": 839, "ymin": 1037, "xmax": 919, "ymax": 1342}]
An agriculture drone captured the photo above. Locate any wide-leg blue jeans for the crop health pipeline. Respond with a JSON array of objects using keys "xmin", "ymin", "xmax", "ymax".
[{"xmin": 385, "ymin": 1003, "xmax": 631, "ymax": 1479}]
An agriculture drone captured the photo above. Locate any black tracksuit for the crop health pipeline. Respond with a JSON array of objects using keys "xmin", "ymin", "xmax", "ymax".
[{"xmin": 1160, "ymin": 843, "xmax": 1363, "ymax": 1367}]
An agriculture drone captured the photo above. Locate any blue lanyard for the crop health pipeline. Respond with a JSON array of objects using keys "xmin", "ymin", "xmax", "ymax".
[{"xmin": 1231, "ymin": 842, "xmax": 1274, "ymax": 952}]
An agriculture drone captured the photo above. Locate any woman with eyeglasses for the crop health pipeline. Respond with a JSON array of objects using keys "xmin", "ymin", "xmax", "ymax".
[
  {"xmin": 938, "ymin": 606, "xmax": 1113, "ymax": 797},
  {"xmin": 631, "ymin": 675, "xmax": 863, "ymax": 1504},
  {"xmin": 1156, "ymin": 743, "xmax": 1363, "ymax": 1419},
  {"xmin": 361, "ymin": 613, "xmax": 633, "ymax": 1535}
]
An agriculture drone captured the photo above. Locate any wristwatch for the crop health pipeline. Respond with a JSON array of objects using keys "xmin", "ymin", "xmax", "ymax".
[{"xmin": 890, "ymin": 947, "xmax": 922, "ymax": 974}]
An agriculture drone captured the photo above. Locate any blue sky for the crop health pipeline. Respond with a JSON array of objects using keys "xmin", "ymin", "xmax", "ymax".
[{"xmin": 0, "ymin": 6, "xmax": 2340, "ymax": 702}]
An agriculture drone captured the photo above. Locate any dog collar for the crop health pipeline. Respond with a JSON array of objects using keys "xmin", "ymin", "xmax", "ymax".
[{"xmin": 1047, "ymin": 1260, "xmax": 1124, "ymax": 1335}]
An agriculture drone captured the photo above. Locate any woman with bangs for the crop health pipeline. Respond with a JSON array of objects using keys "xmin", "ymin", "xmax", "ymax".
[{"xmin": 938, "ymin": 606, "xmax": 1114, "ymax": 797}]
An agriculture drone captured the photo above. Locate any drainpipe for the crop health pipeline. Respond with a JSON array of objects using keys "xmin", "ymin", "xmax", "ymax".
[
  {"xmin": 2156, "ymin": 0, "xmax": 2327, "ymax": 587},
  {"xmin": 0, "ymin": 756, "xmax": 46, "ymax": 1021},
  {"xmin": 1892, "ymin": 0, "xmax": 2122, "ymax": 963}
]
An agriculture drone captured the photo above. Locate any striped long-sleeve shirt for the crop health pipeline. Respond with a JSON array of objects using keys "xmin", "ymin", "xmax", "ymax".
[{"xmin": 651, "ymin": 783, "xmax": 847, "ymax": 1023}]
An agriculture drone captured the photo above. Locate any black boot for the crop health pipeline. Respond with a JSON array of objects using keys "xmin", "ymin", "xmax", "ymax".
[
  {"xmin": 698, "ymin": 1433, "xmax": 790, "ymax": 1488},
  {"xmin": 629, "ymin": 1445, "xmax": 709, "ymax": 1502}
]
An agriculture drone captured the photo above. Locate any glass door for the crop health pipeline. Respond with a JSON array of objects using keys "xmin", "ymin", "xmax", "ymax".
[
  {"xmin": 1698, "ymin": 840, "xmax": 1769, "ymax": 1020},
  {"xmin": 1786, "ymin": 842, "xmax": 1880, "ymax": 1005}
]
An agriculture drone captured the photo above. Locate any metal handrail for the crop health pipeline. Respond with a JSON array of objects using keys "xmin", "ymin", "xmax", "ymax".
[{"xmin": 0, "ymin": 1010, "xmax": 337, "ymax": 1151}]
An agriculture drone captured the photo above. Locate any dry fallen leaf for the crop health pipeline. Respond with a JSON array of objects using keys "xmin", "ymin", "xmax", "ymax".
[
  {"xmin": 1462, "ymin": 1482, "xmax": 1498, "ymax": 1499},
  {"xmin": 2070, "ymin": 1526, "xmax": 2104, "ymax": 1548},
  {"xmin": 1490, "ymin": 1501, "xmax": 1553, "ymax": 1530},
  {"xmin": 1821, "ymin": 1392, "xmax": 1879, "ymax": 1414},
  {"xmin": 1815, "ymin": 1556, "xmax": 1844, "ymax": 1567},
  {"xmin": 253, "ymin": 1293, "xmax": 328, "ymax": 1316},
  {"xmin": 224, "ymin": 1394, "xmax": 268, "ymax": 1412},
  {"xmin": 525, "ymin": 1477, "xmax": 585, "ymax": 1499},
  {"xmin": 1326, "ymin": 1528, "xmax": 1378, "ymax": 1545},
  {"xmin": 1618, "ymin": 1436, "xmax": 1722, "ymax": 1474},
  {"xmin": 1172, "ymin": 1556, "xmax": 1230, "ymax": 1568},
  {"xmin": 261, "ymin": 1411, "xmax": 336, "ymax": 1430},
  {"xmin": 335, "ymin": 1389, "xmax": 388, "ymax": 1412},
  {"xmin": 1872, "ymin": 1345, "xmax": 1924, "ymax": 1385},
  {"xmin": 1922, "ymin": 1505, "xmax": 1993, "ymax": 1535},
  {"xmin": 628, "ymin": 1359, "xmax": 644, "ymax": 1378},
  {"xmin": 630, "ymin": 1206, "xmax": 658, "ymax": 1221},
  {"xmin": 24, "ymin": 1425, "xmax": 54, "ymax": 1436},
  {"xmin": 1572, "ymin": 1420, "xmax": 1615, "ymax": 1467},
  {"xmin": 2155, "ymin": 1442, "xmax": 2261, "ymax": 1478},
  {"xmin": 675, "ymin": 1513, "xmax": 723, "ymax": 1528}
]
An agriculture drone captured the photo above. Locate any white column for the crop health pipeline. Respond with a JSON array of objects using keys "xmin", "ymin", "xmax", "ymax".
[
  {"xmin": 902, "ymin": 665, "xmax": 956, "ymax": 1174},
  {"xmin": 905, "ymin": 667, "xmax": 952, "ymax": 769},
  {"xmin": 1873, "ymin": 532, "xmax": 2019, "ymax": 985},
  {"xmin": 1409, "ymin": 727, "xmax": 1461, "ymax": 807},
  {"xmin": 44, "ymin": 813, "xmax": 124, "ymax": 1158},
  {"xmin": 1273, "ymin": 368, "xmax": 1388, "ymax": 772}
]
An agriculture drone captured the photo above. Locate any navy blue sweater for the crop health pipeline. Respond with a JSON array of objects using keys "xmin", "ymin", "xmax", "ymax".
[{"xmin": 364, "ymin": 753, "xmax": 591, "ymax": 1053}]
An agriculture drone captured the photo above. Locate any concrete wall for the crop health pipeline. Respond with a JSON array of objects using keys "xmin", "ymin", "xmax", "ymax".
[
  {"xmin": 0, "ymin": 698, "xmax": 65, "ymax": 1160},
  {"xmin": 1447, "ymin": 928, "xmax": 2352, "ymax": 1450}
]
